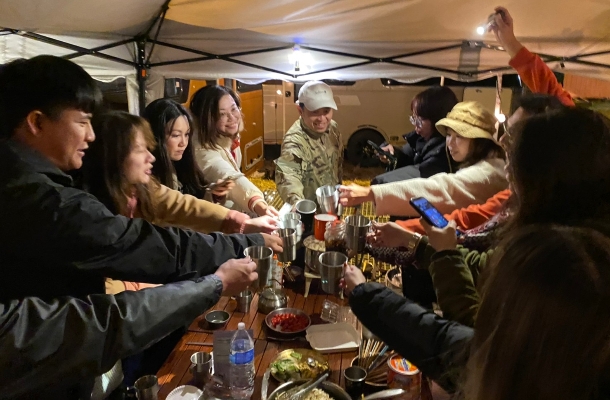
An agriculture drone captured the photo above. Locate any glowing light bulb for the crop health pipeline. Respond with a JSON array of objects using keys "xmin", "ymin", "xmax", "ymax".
[
  {"xmin": 276, "ymin": 90, "xmax": 282, "ymax": 95},
  {"xmin": 476, "ymin": 26, "xmax": 485, "ymax": 35},
  {"xmin": 288, "ymin": 45, "xmax": 314, "ymax": 73},
  {"xmin": 495, "ymin": 113, "xmax": 506, "ymax": 123}
]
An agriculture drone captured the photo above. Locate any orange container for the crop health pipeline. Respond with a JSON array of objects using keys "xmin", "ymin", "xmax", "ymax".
[
  {"xmin": 314, "ymin": 214, "xmax": 337, "ymax": 241},
  {"xmin": 387, "ymin": 354, "xmax": 421, "ymax": 400}
]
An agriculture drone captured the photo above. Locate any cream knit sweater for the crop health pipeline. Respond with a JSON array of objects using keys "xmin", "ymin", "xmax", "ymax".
[{"xmin": 371, "ymin": 157, "xmax": 508, "ymax": 217}]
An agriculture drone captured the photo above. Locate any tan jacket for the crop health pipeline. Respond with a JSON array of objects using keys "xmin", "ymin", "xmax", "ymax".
[
  {"xmin": 195, "ymin": 136, "xmax": 266, "ymax": 214},
  {"xmin": 105, "ymin": 182, "xmax": 246, "ymax": 294},
  {"xmin": 140, "ymin": 182, "xmax": 234, "ymax": 233}
]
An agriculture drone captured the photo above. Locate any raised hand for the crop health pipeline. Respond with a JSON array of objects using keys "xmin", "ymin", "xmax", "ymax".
[
  {"xmin": 489, "ymin": 6, "xmax": 523, "ymax": 58},
  {"xmin": 214, "ymin": 257, "xmax": 258, "ymax": 296},
  {"xmin": 421, "ymin": 219, "xmax": 458, "ymax": 252},
  {"xmin": 243, "ymin": 216, "xmax": 279, "ymax": 234},
  {"xmin": 367, "ymin": 221, "xmax": 415, "ymax": 248},
  {"xmin": 338, "ymin": 184, "xmax": 373, "ymax": 207}
]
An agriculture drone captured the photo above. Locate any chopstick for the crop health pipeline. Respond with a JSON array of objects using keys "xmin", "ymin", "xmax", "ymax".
[{"xmin": 186, "ymin": 342, "xmax": 213, "ymax": 346}]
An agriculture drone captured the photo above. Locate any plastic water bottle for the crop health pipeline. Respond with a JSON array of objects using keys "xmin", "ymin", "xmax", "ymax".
[{"xmin": 229, "ymin": 322, "xmax": 255, "ymax": 399}]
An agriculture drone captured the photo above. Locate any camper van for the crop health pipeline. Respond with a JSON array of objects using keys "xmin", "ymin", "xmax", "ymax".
[{"xmin": 249, "ymin": 79, "xmax": 512, "ymax": 166}]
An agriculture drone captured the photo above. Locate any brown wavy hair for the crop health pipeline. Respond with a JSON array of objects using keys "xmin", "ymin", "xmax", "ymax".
[
  {"xmin": 82, "ymin": 111, "xmax": 157, "ymax": 220},
  {"xmin": 464, "ymin": 223, "xmax": 610, "ymax": 400},
  {"xmin": 507, "ymin": 107, "xmax": 610, "ymax": 229}
]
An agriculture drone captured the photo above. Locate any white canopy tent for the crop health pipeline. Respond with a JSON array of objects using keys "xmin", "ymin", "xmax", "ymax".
[{"xmin": 2, "ymin": 0, "xmax": 610, "ymax": 112}]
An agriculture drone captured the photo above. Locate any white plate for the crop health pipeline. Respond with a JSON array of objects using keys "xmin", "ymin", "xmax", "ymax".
[
  {"xmin": 306, "ymin": 322, "xmax": 361, "ymax": 353},
  {"xmin": 166, "ymin": 385, "xmax": 203, "ymax": 400}
]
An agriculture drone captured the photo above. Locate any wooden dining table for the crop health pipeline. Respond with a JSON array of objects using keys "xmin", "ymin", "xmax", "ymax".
[{"xmin": 156, "ymin": 277, "xmax": 444, "ymax": 400}]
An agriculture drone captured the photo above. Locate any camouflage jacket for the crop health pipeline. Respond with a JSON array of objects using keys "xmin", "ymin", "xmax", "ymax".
[{"xmin": 275, "ymin": 118, "xmax": 343, "ymax": 205}]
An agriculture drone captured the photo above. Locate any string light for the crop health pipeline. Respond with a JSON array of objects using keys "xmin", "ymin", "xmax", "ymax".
[{"xmin": 288, "ymin": 45, "xmax": 314, "ymax": 73}]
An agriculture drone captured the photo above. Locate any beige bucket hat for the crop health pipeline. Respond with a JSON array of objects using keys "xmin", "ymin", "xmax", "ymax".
[{"xmin": 435, "ymin": 101, "xmax": 497, "ymax": 141}]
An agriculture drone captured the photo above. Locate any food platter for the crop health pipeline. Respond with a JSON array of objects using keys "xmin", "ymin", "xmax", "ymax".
[
  {"xmin": 265, "ymin": 308, "xmax": 311, "ymax": 334},
  {"xmin": 269, "ymin": 349, "xmax": 330, "ymax": 383}
]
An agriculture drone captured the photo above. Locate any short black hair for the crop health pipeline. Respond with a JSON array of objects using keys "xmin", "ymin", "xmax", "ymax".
[
  {"xmin": 0, "ymin": 55, "xmax": 103, "ymax": 138},
  {"xmin": 514, "ymin": 94, "xmax": 565, "ymax": 115},
  {"xmin": 411, "ymin": 86, "xmax": 459, "ymax": 135}
]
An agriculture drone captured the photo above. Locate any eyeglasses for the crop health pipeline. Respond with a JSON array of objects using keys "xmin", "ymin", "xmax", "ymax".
[
  {"xmin": 409, "ymin": 115, "xmax": 424, "ymax": 128},
  {"xmin": 219, "ymin": 107, "xmax": 241, "ymax": 122}
]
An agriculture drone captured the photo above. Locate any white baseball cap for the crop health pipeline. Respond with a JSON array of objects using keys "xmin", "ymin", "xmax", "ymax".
[{"xmin": 297, "ymin": 81, "xmax": 337, "ymax": 111}]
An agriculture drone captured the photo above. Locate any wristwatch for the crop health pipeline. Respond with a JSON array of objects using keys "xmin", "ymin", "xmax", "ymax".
[{"xmin": 405, "ymin": 232, "xmax": 423, "ymax": 254}]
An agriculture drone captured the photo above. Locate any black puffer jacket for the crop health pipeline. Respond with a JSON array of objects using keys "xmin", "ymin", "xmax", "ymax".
[
  {"xmin": 372, "ymin": 131, "xmax": 456, "ymax": 185},
  {"xmin": 349, "ymin": 282, "xmax": 473, "ymax": 393},
  {"xmin": 0, "ymin": 140, "xmax": 263, "ymax": 398}
]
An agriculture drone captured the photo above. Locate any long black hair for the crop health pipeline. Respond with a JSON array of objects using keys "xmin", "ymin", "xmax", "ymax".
[
  {"xmin": 189, "ymin": 85, "xmax": 241, "ymax": 149},
  {"xmin": 143, "ymin": 98, "xmax": 207, "ymax": 198}
]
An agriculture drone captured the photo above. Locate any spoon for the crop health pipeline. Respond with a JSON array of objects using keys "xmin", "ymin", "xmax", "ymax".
[{"xmin": 306, "ymin": 356, "xmax": 317, "ymax": 368}]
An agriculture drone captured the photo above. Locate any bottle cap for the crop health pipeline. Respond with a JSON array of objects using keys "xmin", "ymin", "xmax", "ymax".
[{"xmin": 238, "ymin": 322, "xmax": 245, "ymax": 330}]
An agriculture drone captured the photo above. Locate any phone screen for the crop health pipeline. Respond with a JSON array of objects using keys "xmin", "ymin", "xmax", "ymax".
[{"xmin": 410, "ymin": 197, "xmax": 449, "ymax": 228}]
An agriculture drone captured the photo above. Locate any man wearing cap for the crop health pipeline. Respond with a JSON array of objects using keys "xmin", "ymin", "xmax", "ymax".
[{"xmin": 275, "ymin": 81, "xmax": 342, "ymax": 205}]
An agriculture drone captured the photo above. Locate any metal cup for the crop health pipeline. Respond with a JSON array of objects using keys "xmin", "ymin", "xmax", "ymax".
[
  {"xmin": 318, "ymin": 251, "xmax": 348, "ymax": 295},
  {"xmin": 281, "ymin": 212, "xmax": 301, "ymax": 223},
  {"xmin": 316, "ymin": 185, "xmax": 339, "ymax": 214},
  {"xmin": 134, "ymin": 375, "xmax": 159, "ymax": 400},
  {"xmin": 236, "ymin": 289, "xmax": 253, "ymax": 313},
  {"xmin": 295, "ymin": 199, "xmax": 316, "ymax": 235},
  {"xmin": 244, "ymin": 246, "xmax": 273, "ymax": 292},
  {"xmin": 190, "ymin": 351, "xmax": 213, "ymax": 389},
  {"xmin": 345, "ymin": 215, "xmax": 372, "ymax": 253},
  {"xmin": 344, "ymin": 366, "xmax": 367, "ymax": 398},
  {"xmin": 277, "ymin": 228, "xmax": 297, "ymax": 262},
  {"xmin": 280, "ymin": 217, "xmax": 303, "ymax": 243}
]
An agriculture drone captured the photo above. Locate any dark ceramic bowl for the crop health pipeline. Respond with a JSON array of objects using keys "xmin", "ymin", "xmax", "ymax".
[{"xmin": 204, "ymin": 310, "xmax": 230, "ymax": 329}]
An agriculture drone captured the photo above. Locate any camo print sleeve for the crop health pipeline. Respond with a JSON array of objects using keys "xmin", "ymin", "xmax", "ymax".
[{"xmin": 275, "ymin": 141, "xmax": 305, "ymax": 205}]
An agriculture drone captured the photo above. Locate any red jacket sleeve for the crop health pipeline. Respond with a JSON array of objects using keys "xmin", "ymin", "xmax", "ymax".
[
  {"xmin": 509, "ymin": 47, "xmax": 575, "ymax": 107},
  {"xmin": 396, "ymin": 189, "xmax": 511, "ymax": 233},
  {"xmin": 448, "ymin": 189, "xmax": 511, "ymax": 230}
]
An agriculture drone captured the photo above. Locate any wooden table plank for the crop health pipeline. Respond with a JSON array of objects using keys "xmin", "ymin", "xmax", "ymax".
[
  {"xmin": 158, "ymin": 283, "xmax": 445, "ymax": 400},
  {"xmin": 187, "ymin": 296, "xmax": 230, "ymax": 333},
  {"xmin": 251, "ymin": 340, "xmax": 280, "ymax": 400},
  {"xmin": 158, "ymin": 331, "xmax": 208, "ymax": 399}
]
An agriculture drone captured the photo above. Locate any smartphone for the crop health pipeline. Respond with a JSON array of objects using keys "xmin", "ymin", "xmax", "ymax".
[
  {"xmin": 409, "ymin": 197, "xmax": 463, "ymax": 237},
  {"xmin": 409, "ymin": 197, "xmax": 450, "ymax": 228},
  {"xmin": 205, "ymin": 173, "xmax": 244, "ymax": 191},
  {"xmin": 367, "ymin": 140, "xmax": 395, "ymax": 160}
]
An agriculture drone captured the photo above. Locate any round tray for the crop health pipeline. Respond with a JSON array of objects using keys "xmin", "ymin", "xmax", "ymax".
[
  {"xmin": 265, "ymin": 307, "xmax": 311, "ymax": 334},
  {"xmin": 269, "ymin": 348, "xmax": 330, "ymax": 383}
]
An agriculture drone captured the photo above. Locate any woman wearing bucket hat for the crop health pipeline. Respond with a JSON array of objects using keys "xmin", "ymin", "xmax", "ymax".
[{"xmin": 339, "ymin": 101, "xmax": 507, "ymax": 217}]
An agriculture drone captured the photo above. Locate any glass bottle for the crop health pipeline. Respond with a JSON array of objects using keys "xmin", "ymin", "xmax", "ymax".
[{"xmin": 324, "ymin": 220, "xmax": 348, "ymax": 256}]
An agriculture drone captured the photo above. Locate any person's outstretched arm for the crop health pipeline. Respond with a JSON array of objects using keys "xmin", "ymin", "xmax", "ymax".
[
  {"xmin": 0, "ymin": 277, "xmax": 222, "ymax": 397},
  {"xmin": 491, "ymin": 6, "xmax": 574, "ymax": 107}
]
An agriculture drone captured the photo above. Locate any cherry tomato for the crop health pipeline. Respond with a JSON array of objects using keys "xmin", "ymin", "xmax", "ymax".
[{"xmin": 270, "ymin": 313, "xmax": 309, "ymax": 332}]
